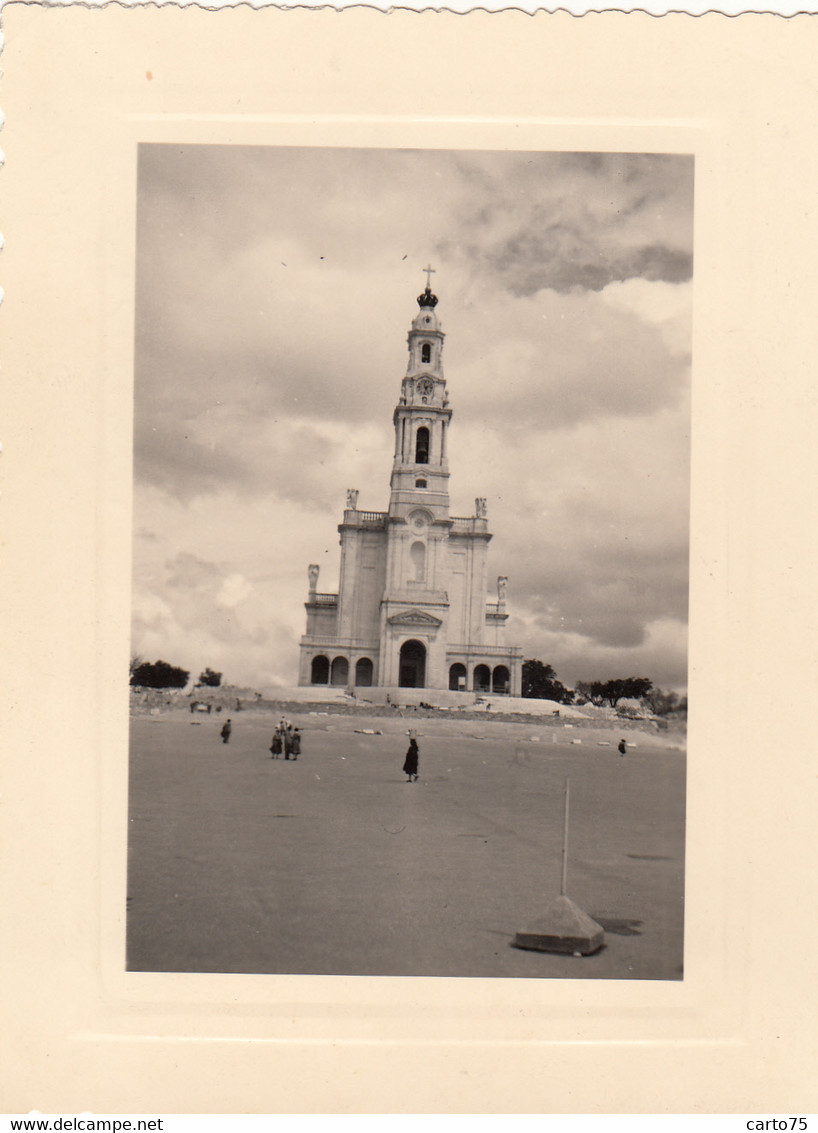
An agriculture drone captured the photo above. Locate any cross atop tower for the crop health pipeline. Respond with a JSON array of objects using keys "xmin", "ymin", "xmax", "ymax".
[{"xmin": 423, "ymin": 264, "xmax": 436, "ymax": 289}]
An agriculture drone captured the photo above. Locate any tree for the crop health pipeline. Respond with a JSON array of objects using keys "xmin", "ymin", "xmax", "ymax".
[
  {"xmin": 643, "ymin": 687, "xmax": 686, "ymax": 716},
  {"xmin": 521, "ymin": 659, "xmax": 574, "ymax": 704},
  {"xmin": 577, "ymin": 676, "xmax": 653, "ymax": 708},
  {"xmin": 574, "ymin": 681, "xmax": 599, "ymax": 706},
  {"xmin": 198, "ymin": 668, "xmax": 222, "ymax": 688},
  {"xmin": 130, "ymin": 659, "xmax": 190, "ymax": 689}
]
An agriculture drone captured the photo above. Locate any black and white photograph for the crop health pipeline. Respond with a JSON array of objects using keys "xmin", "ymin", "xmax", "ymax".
[{"xmin": 127, "ymin": 145, "xmax": 692, "ymax": 980}]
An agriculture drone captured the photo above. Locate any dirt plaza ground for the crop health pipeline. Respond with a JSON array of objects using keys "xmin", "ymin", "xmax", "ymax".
[{"xmin": 126, "ymin": 708, "xmax": 686, "ymax": 980}]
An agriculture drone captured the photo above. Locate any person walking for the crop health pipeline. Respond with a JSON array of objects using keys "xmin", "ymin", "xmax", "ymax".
[
  {"xmin": 220, "ymin": 718, "xmax": 232, "ymax": 744},
  {"xmin": 403, "ymin": 736, "xmax": 419, "ymax": 782},
  {"xmin": 283, "ymin": 724, "xmax": 293, "ymax": 760},
  {"xmin": 270, "ymin": 728, "xmax": 282, "ymax": 759},
  {"xmin": 290, "ymin": 728, "xmax": 301, "ymax": 760},
  {"xmin": 618, "ymin": 738, "xmax": 627, "ymax": 756}
]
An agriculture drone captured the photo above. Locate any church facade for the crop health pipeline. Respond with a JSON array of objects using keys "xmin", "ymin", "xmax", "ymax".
[{"xmin": 298, "ymin": 276, "xmax": 522, "ymax": 696}]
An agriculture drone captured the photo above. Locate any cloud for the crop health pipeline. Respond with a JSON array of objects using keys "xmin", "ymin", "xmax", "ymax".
[
  {"xmin": 452, "ymin": 395, "xmax": 689, "ymax": 677},
  {"xmin": 131, "ymin": 545, "xmax": 305, "ymax": 687},
  {"xmin": 446, "ymin": 281, "xmax": 691, "ymax": 434},
  {"xmin": 439, "ymin": 151, "xmax": 694, "ymax": 295},
  {"xmin": 135, "ymin": 406, "xmax": 393, "ymax": 508},
  {"xmin": 134, "ymin": 421, "xmax": 251, "ymax": 500},
  {"xmin": 217, "ymin": 573, "xmax": 253, "ymax": 609},
  {"xmin": 511, "ymin": 616, "xmax": 689, "ymax": 692}
]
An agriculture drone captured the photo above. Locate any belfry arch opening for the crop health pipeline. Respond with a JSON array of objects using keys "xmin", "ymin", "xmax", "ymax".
[
  {"xmin": 421, "ymin": 342, "xmax": 431, "ymax": 364},
  {"xmin": 415, "ymin": 427, "xmax": 429, "ymax": 464},
  {"xmin": 399, "ymin": 640, "xmax": 426, "ymax": 688}
]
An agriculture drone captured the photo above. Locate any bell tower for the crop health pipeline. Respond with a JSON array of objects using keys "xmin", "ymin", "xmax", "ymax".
[
  {"xmin": 298, "ymin": 270, "xmax": 523, "ymax": 697},
  {"xmin": 389, "ymin": 266, "xmax": 452, "ymax": 522}
]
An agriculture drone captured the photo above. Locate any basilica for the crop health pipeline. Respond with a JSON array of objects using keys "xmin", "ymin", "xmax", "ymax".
[{"xmin": 298, "ymin": 274, "xmax": 522, "ymax": 696}]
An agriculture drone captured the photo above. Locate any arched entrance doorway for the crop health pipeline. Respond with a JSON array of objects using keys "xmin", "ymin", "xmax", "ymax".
[
  {"xmin": 311, "ymin": 655, "xmax": 329, "ymax": 685},
  {"xmin": 355, "ymin": 657, "xmax": 373, "ymax": 687},
  {"xmin": 330, "ymin": 656, "xmax": 349, "ymax": 686},
  {"xmin": 399, "ymin": 639, "xmax": 426, "ymax": 688}
]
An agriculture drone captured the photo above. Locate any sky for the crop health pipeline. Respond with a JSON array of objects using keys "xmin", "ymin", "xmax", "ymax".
[{"xmin": 132, "ymin": 145, "xmax": 693, "ymax": 693}]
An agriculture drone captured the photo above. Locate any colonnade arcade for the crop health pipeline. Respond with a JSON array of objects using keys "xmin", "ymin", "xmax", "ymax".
[
  {"xmin": 308, "ymin": 649, "xmax": 510, "ymax": 693},
  {"xmin": 447, "ymin": 662, "xmax": 510, "ymax": 694},
  {"xmin": 310, "ymin": 655, "xmax": 374, "ymax": 687}
]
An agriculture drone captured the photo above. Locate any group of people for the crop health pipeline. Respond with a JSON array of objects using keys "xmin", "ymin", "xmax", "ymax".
[
  {"xmin": 220, "ymin": 715, "xmax": 418, "ymax": 779},
  {"xmin": 270, "ymin": 719, "xmax": 301, "ymax": 760},
  {"xmin": 217, "ymin": 716, "xmax": 302, "ymax": 761}
]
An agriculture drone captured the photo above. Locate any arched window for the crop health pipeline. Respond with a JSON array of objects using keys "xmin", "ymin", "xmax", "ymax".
[
  {"xmin": 410, "ymin": 541, "xmax": 426, "ymax": 582},
  {"xmin": 449, "ymin": 663, "xmax": 467, "ymax": 691},
  {"xmin": 355, "ymin": 658, "xmax": 374, "ymax": 687},
  {"xmin": 415, "ymin": 427, "xmax": 429, "ymax": 464},
  {"xmin": 415, "ymin": 478, "xmax": 427, "ymax": 488},
  {"xmin": 311, "ymin": 655, "xmax": 330, "ymax": 685},
  {"xmin": 330, "ymin": 656, "xmax": 349, "ymax": 687},
  {"xmin": 421, "ymin": 342, "xmax": 431, "ymax": 364}
]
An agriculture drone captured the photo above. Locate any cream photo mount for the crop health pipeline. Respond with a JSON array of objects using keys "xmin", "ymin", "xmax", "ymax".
[{"xmin": 3, "ymin": 4, "xmax": 811, "ymax": 1114}]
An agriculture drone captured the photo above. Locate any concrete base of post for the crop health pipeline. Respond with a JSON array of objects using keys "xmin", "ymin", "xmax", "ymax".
[{"xmin": 514, "ymin": 895, "xmax": 605, "ymax": 955}]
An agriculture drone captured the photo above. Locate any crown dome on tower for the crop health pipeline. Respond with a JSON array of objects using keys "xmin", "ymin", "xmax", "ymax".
[{"xmin": 411, "ymin": 268, "xmax": 443, "ymax": 337}]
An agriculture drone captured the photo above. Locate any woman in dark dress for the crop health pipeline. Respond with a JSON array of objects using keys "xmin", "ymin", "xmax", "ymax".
[
  {"xmin": 270, "ymin": 729, "xmax": 282, "ymax": 759},
  {"xmin": 402, "ymin": 737, "xmax": 419, "ymax": 782}
]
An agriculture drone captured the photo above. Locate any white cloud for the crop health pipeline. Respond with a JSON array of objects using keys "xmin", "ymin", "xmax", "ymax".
[{"xmin": 217, "ymin": 573, "xmax": 253, "ymax": 609}]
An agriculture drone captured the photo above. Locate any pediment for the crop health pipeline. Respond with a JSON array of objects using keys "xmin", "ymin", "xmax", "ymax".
[{"xmin": 387, "ymin": 608, "xmax": 443, "ymax": 627}]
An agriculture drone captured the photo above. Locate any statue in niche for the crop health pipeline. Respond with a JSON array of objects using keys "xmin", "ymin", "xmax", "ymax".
[
  {"xmin": 497, "ymin": 576, "xmax": 508, "ymax": 603},
  {"xmin": 346, "ymin": 488, "xmax": 359, "ymax": 510},
  {"xmin": 475, "ymin": 497, "xmax": 487, "ymax": 518},
  {"xmin": 308, "ymin": 564, "xmax": 320, "ymax": 591}
]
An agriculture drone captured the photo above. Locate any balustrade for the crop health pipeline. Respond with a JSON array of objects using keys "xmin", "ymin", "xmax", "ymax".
[
  {"xmin": 450, "ymin": 516, "xmax": 486, "ymax": 532},
  {"xmin": 353, "ymin": 510, "xmax": 388, "ymax": 528}
]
